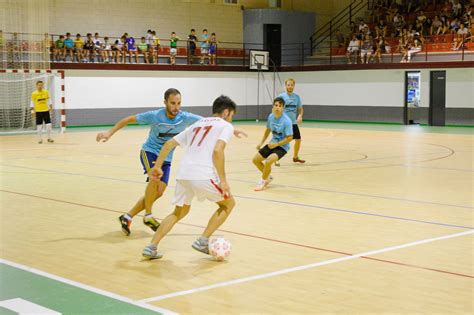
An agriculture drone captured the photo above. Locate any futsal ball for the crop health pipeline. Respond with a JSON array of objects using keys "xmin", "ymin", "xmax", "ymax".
[{"xmin": 208, "ymin": 237, "xmax": 232, "ymax": 261}]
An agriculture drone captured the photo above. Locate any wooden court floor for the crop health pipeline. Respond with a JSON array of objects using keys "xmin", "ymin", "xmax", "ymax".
[{"xmin": 1, "ymin": 122, "xmax": 473, "ymax": 314}]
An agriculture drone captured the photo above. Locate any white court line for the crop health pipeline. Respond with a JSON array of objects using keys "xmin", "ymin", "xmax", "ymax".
[
  {"xmin": 0, "ymin": 259, "xmax": 178, "ymax": 315},
  {"xmin": 139, "ymin": 229, "xmax": 474, "ymax": 303}
]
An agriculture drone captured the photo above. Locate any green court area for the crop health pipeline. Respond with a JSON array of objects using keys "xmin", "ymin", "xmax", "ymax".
[{"xmin": 0, "ymin": 261, "xmax": 172, "ymax": 315}]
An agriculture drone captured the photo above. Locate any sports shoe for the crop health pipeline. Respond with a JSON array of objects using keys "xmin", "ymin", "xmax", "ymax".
[
  {"xmin": 267, "ymin": 175, "xmax": 274, "ymax": 185},
  {"xmin": 47, "ymin": 138, "xmax": 54, "ymax": 143},
  {"xmin": 118, "ymin": 214, "xmax": 132, "ymax": 236},
  {"xmin": 192, "ymin": 237, "xmax": 210, "ymax": 255},
  {"xmin": 142, "ymin": 245, "xmax": 163, "ymax": 259},
  {"xmin": 293, "ymin": 157, "xmax": 306, "ymax": 163},
  {"xmin": 254, "ymin": 179, "xmax": 269, "ymax": 191},
  {"xmin": 143, "ymin": 215, "xmax": 160, "ymax": 231},
  {"xmin": 38, "ymin": 140, "xmax": 43, "ymax": 144}
]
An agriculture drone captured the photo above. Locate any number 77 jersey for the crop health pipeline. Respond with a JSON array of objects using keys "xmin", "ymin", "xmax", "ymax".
[{"xmin": 173, "ymin": 117, "xmax": 234, "ymax": 180}]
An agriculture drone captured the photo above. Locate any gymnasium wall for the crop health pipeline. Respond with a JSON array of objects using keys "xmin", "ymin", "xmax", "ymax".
[
  {"xmin": 61, "ymin": 68, "xmax": 473, "ymax": 126},
  {"xmin": 4, "ymin": 0, "xmax": 243, "ymax": 43}
]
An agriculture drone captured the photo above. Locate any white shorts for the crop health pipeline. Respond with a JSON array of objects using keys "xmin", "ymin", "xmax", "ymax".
[
  {"xmin": 172, "ymin": 179, "xmax": 227, "ymax": 206},
  {"xmin": 170, "ymin": 48, "xmax": 177, "ymax": 55},
  {"xmin": 201, "ymin": 48, "xmax": 209, "ymax": 55}
]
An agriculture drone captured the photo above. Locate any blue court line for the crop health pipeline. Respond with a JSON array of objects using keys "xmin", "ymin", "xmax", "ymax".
[
  {"xmin": 10, "ymin": 155, "xmax": 474, "ymax": 210},
  {"xmin": 229, "ymin": 178, "xmax": 474, "ymax": 210},
  {"xmin": 234, "ymin": 195, "xmax": 474, "ymax": 230},
  {"xmin": 1, "ymin": 163, "xmax": 472, "ymax": 231}
]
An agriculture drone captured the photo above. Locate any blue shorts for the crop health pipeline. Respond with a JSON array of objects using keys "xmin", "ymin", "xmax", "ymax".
[{"xmin": 140, "ymin": 150, "xmax": 171, "ymax": 185}]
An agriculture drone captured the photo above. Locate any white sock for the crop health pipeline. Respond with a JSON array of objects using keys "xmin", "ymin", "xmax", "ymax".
[
  {"xmin": 124, "ymin": 214, "xmax": 132, "ymax": 220},
  {"xmin": 46, "ymin": 123, "xmax": 52, "ymax": 139},
  {"xmin": 36, "ymin": 125, "xmax": 43, "ymax": 140},
  {"xmin": 144, "ymin": 213, "xmax": 153, "ymax": 220}
]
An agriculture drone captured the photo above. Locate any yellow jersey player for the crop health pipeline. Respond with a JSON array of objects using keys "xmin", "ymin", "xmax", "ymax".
[{"xmin": 31, "ymin": 81, "xmax": 54, "ymax": 144}]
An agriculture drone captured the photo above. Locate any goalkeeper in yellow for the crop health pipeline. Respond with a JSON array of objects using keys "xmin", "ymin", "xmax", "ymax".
[{"xmin": 31, "ymin": 81, "xmax": 54, "ymax": 144}]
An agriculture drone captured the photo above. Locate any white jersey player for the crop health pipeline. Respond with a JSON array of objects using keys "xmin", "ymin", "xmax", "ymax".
[{"xmin": 142, "ymin": 95, "xmax": 238, "ymax": 259}]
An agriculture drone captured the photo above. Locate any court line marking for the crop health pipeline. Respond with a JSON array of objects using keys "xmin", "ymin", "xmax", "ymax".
[
  {"xmin": 0, "ymin": 259, "xmax": 177, "ymax": 315},
  {"xmin": 2, "ymin": 156, "xmax": 472, "ymax": 210},
  {"xmin": 1, "ymin": 164, "xmax": 473, "ymax": 230},
  {"xmin": 1, "ymin": 189, "xmax": 472, "ymax": 280},
  {"xmin": 138, "ymin": 230, "xmax": 474, "ymax": 303}
]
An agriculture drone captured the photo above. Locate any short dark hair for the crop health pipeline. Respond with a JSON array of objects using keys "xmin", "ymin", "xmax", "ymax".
[
  {"xmin": 36, "ymin": 80, "xmax": 43, "ymax": 84},
  {"xmin": 191, "ymin": 29, "xmax": 195, "ymax": 32},
  {"xmin": 212, "ymin": 95, "xmax": 236, "ymax": 114},
  {"xmin": 273, "ymin": 97, "xmax": 285, "ymax": 106},
  {"xmin": 211, "ymin": 32, "xmax": 216, "ymax": 35},
  {"xmin": 164, "ymin": 88, "xmax": 181, "ymax": 101},
  {"xmin": 203, "ymin": 29, "xmax": 208, "ymax": 32}
]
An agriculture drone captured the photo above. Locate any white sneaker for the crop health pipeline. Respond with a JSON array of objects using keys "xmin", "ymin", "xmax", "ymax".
[
  {"xmin": 267, "ymin": 175, "xmax": 274, "ymax": 184},
  {"xmin": 254, "ymin": 179, "xmax": 268, "ymax": 191}
]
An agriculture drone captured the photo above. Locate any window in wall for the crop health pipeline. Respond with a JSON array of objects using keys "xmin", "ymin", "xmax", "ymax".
[{"xmin": 223, "ymin": 0, "xmax": 238, "ymax": 4}]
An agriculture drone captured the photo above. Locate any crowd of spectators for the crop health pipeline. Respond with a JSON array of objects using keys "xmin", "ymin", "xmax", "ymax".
[
  {"xmin": 0, "ymin": 28, "xmax": 222, "ymax": 65},
  {"xmin": 334, "ymin": 0, "xmax": 474, "ymax": 63}
]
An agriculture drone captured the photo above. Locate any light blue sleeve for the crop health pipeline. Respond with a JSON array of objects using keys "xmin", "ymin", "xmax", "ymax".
[
  {"xmin": 266, "ymin": 115, "xmax": 271, "ymax": 129},
  {"xmin": 297, "ymin": 95, "xmax": 303, "ymax": 108},
  {"xmin": 284, "ymin": 118, "xmax": 293, "ymax": 136},
  {"xmin": 135, "ymin": 111, "xmax": 156, "ymax": 125},
  {"xmin": 185, "ymin": 112, "xmax": 203, "ymax": 125}
]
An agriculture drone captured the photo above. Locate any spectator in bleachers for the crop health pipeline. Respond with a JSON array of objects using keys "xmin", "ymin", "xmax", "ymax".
[
  {"xmin": 102, "ymin": 36, "xmax": 111, "ymax": 63},
  {"xmin": 0, "ymin": 30, "xmax": 3, "ymax": 47},
  {"xmin": 452, "ymin": 0, "xmax": 463, "ymax": 18},
  {"xmin": 113, "ymin": 36, "xmax": 126, "ymax": 63},
  {"xmin": 187, "ymin": 29, "xmax": 197, "ymax": 64},
  {"xmin": 200, "ymin": 29, "xmax": 210, "ymax": 65},
  {"xmin": 376, "ymin": 19, "xmax": 387, "ymax": 38},
  {"xmin": 126, "ymin": 34, "xmax": 139, "ymax": 64},
  {"xmin": 145, "ymin": 30, "xmax": 153, "ymax": 63},
  {"xmin": 83, "ymin": 33, "xmax": 95, "ymax": 62},
  {"xmin": 152, "ymin": 31, "xmax": 160, "ymax": 64},
  {"xmin": 64, "ymin": 33, "xmax": 74, "ymax": 61},
  {"xmin": 450, "ymin": 18, "xmax": 461, "ymax": 33},
  {"xmin": 452, "ymin": 23, "xmax": 470, "ymax": 49},
  {"xmin": 93, "ymin": 33, "xmax": 103, "ymax": 62},
  {"xmin": 430, "ymin": 16, "xmax": 447, "ymax": 35},
  {"xmin": 54, "ymin": 35, "xmax": 65, "ymax": 62},
  {"xmin": 209, "ymin": 32, "xmax": 218, "ymax": 65},
  {"xmin": 360, "ymin": 34, "xmax": 373, "ymax": 64},
  {"xmin": 73, "ymin": 33, "xmax": 84, "ymax": 62},
  {"xmin": 169, "ymin": 32, "xmax": 179, "ymax": 65},
  {"xmin": 359, "ymin": 19, "xmax": 369, "ymax": 31},
  {"xmin": 346, "ymin": 34, "xmax": 360, "ymax": 64},
  {"xmin": 372, "ymin": 36, "xmax": 385, "ymax": 63},
  {"xmin": 137, "ymin": 37, "xmax": 149, "ymax": 63}
]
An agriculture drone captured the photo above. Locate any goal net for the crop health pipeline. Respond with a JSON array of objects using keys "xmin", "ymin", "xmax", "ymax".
[{"xmin": 0, "ymin": 71, "xmax": 63, "ymax": 133}]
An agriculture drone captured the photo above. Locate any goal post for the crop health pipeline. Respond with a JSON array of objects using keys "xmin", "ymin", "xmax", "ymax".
[{"xmin": 0, "ymin": 69, "xmax": 66, "ymax": 133}]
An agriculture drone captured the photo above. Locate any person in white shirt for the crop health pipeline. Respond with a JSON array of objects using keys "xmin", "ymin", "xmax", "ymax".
[
  {"xmin": 142, "ymin": 95, "xmax": 237, "ymax": 259},
  {"xmin": 346, "ymin": 35, "xmax": 360, "ymax": 64}
]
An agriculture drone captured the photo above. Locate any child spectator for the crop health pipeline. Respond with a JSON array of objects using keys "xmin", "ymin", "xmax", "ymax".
[
  {"xmin": 209, "ymin": 32, "xmax": 218, "ymax": 65},
  {"xmin": 169, "ymin": 32, "xmax": 179, "ymax": 65},
  {"xmin": 200, "ymin": 29, "xmax": 210, "ymax": 65}
]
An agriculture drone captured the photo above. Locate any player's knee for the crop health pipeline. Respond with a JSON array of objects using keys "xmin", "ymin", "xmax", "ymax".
[{"xmin": 252, "ymin": 155, "xmax": 262, "ymax": 165}]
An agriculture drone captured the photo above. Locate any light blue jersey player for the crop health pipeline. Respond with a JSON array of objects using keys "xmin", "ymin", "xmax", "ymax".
[
  {"xmin": 97, "ymin": 88, "xmax": 246, "ymax": 236},
  {"xmin": 252, "ymin": 97, "xmax": 293, "ymax": 191},
  {"xmin": 278, "ymin": 78, "xmax": 305, "ymax": 164},
  {"xmin": 97, "ymin": 88, "xmax": 201, "ymax": 235}
]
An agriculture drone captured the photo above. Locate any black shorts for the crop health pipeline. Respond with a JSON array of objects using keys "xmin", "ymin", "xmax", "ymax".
[
  {"xmin": 189, "ymin": 46, "xmax": 196, "ymax": 55},
  {"xmin": 292, "ymin": 124, "xmax": 301, "ymax": 140},
  {"xmin": 36, "ymin": 111, "xmax": 51, "ymax": 125},
  {"xmin": 258, "ymin": 145, "xmax": 287, "ymax": 160}
]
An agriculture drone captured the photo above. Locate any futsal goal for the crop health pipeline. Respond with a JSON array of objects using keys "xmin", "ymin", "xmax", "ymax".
[{"xmin": 0, "ymin": 69, "xmax": 66, "ymax": 133}]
